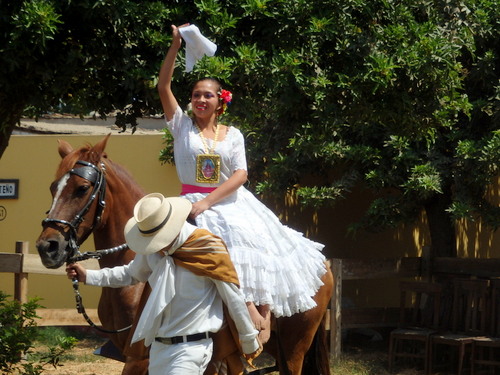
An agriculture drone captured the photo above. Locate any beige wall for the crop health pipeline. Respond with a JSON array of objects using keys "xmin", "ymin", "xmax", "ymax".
[
  {"xmin": 1, "ymin": 134, "xmax": 499, "ymax": 312},
  {"xmin": 0, "ymin": 134, "xmax": 179, "ymax": 308}
]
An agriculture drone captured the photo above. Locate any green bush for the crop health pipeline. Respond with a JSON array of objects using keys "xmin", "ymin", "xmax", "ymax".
[{"xmin": 0, "ymin": 291, "xmax": 76, "ymax": 374}]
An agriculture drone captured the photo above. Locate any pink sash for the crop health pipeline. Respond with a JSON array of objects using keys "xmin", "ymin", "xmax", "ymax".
[{"xmin": 181, "ymin": 184, "xmax": 217, "ymax": 195}]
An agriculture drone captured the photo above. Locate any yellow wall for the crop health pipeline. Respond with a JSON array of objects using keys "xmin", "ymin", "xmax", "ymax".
[
  {"xmin": 1, "ymin": 134, "xmax": 499, "ymax": 313},
  {"xmin": 0, "ymin": 134, "xmax": 179, "ymax": 308}
]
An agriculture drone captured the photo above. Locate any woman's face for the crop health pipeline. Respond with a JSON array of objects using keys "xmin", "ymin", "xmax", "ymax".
[{"xmin": 191, "ymin": 80, "xmax": 221, "ymax": 119}]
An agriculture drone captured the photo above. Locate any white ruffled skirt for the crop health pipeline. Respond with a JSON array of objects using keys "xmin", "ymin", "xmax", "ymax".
[{"xmin": 182, "ymin": 187, "xmax": 327, "ymax": 317}]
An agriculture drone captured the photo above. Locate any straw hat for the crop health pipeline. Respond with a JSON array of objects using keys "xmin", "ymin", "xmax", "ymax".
[{"xmin": 124, "ymin": 193, "xmax": 192, "ymax": 255}]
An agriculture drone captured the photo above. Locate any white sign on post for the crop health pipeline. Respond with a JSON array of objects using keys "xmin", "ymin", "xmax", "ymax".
[{"xmin": 0, "ymin": 179, "xmax": 19, "ymax": 199}]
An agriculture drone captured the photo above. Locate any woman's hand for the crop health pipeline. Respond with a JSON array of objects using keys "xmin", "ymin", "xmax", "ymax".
[
  {"xmin": 65, "ymin": 263, "xmax": 87, "ymax": 283},
  {"xmin": 171, "ymin": 23, "xmax": 190, "ymax": 49},
  {"xmin": 190, "ymin": 199, "xmax": 211, "ymax": 219},
  {"xmin": 170, "ymin": 25, "xmax": 182, "ymax": 49}
]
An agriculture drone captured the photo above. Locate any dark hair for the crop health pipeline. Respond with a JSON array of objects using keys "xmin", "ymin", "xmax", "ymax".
[{"xmin": 190, "ymin": 77, "xmax": 222, "ymax": 94}]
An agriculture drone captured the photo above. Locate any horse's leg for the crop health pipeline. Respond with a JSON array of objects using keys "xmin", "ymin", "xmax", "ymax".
[
  {"xmin": 122, "ymin": 357, "xmax": 149, "ymax": 375},
  {"xmin": 97, "ymin": 283, "xmax": 149, "ymax": 375},
  {"xmin": 275, "ymin": 265, "xmax": 334, "ymax": 375},
  {"xmin": 98, "ymin": 285, "xmax": 143, "ymax": 352},
  {"xmin": 302, "ymin": 266, "xmax": 334, "ymax": 375}
]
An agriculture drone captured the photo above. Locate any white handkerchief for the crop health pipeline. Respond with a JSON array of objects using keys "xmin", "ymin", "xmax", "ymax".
[{"xmin": 179, "ymin": 25, "xmax": 217, "ymax": 72}]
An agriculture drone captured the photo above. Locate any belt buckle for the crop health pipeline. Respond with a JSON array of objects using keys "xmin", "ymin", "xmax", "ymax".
[{"xmin": 157, "ymin": 337, "xmax": 174, "ymax": 345}]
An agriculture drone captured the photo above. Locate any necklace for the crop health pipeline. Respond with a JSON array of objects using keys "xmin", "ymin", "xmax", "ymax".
[
  {"xmin": 194, "ymin": 121, "xmax": 221, "ymax": 184},
  {"xmin": 194, "ymin": 122, "xmax": 220, "ymax": 154}
]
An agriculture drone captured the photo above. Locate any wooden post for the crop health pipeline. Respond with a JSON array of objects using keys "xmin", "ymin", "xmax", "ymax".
[
  {"xmin": 14, "ymin": 241, "xmax": 29, "ymax": 304},
  {"xmin": 330, "ymin": 259, "xmax": 342, "ymax": 359},
  {"xmin": 421, "ymin": 245, "xmax": 431, "ymax": 281}
]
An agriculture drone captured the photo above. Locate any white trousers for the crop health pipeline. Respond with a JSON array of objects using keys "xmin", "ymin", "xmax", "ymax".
[{"xmin": 149, "ymin": 338, "xmax": 213, "ymax": 375}]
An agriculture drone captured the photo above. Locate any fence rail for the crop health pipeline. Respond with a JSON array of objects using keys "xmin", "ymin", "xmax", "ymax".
[{"xmin": 0, "ymin": 241, "xmax": 100, "ymax": 326}]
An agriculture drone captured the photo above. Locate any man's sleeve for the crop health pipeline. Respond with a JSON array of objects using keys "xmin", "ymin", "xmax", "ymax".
[
  {"xmin": 213, "ymin": 280, "xmax": 260, "ymax": 354},
  {"xmin": 85, "ymin": 254, "xmax": 151, "ymax": 287}
]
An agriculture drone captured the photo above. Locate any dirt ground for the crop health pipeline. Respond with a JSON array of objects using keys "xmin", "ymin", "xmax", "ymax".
[
  {"xmin": 43, "ymin": 352, "xmax": 124, "ymax": 374},
  {"xmin": 15, "ymin": 115, "xmax": 164, "ymax": 136},
  {"xmin": 35, "ymin": 334, "xmax": 279, "ymax": 375},
  {"xmin": 32, "ymin": 328, "xmax": 425, "ymax": 375},
  {"xmin": 40, "ymin": 346, "xmax": 280, "ymax": 375},
  {"xmin": 38, "ymin": 338, "xmax": 126, "ymax": 375}
]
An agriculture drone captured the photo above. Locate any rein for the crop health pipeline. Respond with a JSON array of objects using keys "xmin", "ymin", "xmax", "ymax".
[
  {"xmin": 42, "ymin": 159, "xmax": 132, "ymax": 334},
  {"xmin": 68, "ymin": 244, "xmax": 132, "ymax": 334}
]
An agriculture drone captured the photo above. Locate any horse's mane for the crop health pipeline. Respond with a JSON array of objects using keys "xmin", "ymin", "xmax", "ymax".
[{"xmin": 56, "ymin": 143, "xmax": 145, "ymax": 198}]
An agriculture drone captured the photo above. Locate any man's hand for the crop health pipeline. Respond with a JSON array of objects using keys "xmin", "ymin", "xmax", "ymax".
[{"xmin": 65, "ymin": 263, "xmax": 87, "ymax": 283}]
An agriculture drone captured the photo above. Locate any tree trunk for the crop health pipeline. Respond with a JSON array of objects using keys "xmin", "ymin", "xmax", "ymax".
[
  {"xmin": 0, "ymin": 100, "xmax": 24, "ymax": 159},
  {"xmin": 424, "ymin": 187, "xmax": 457, "ymax": 258}
]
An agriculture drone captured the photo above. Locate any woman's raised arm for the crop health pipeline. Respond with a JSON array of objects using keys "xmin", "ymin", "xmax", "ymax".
[{"xmin": 158, "ymin": 25, "xmax": 185, "ymax": 120}]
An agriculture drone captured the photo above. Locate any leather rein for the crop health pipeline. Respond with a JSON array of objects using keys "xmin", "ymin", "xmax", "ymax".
[{"xmin": 43, "ymin": 160, "xmax": 131, "ymax": 334}]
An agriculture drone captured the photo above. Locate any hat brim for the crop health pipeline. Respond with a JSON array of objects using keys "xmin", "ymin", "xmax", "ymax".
[{"xmin": 124, "ymin": 197, "xmax": 192, "ymax": 255}]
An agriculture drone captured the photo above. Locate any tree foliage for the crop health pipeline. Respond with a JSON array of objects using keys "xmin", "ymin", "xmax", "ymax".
[
  {"xmin": 0, "ymin": 0, "xmax": 177, "ymax": 155},
  {"xmin": 178, "ymin": 0, "xmax": 499, "ymax": 256},
  {"xmin": 1, "ymin": 0, "xmax": 499, "ymax": 255}
]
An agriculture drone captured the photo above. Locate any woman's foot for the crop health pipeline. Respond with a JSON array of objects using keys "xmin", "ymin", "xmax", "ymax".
[
  {"xmin": 257, "ymin": 305, "xmax": 271, "ymax": 344},
  {"xmin": 247, "ymin": 302, "xmax": 271, "ymax": 344}
]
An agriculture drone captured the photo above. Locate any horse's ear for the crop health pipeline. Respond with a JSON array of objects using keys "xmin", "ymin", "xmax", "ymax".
[
  {"xmin": 91, "ymin": 134, "xmax": 111, "ymax": 162},
  {"xmin": 57, "ymin": 139, "xmax": 73, "ymax": 159}
]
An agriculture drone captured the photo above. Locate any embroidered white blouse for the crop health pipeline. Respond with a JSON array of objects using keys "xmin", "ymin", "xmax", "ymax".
[{"xmin": 167, "ymin": 106, "xmax": 247, "ymax": 187}]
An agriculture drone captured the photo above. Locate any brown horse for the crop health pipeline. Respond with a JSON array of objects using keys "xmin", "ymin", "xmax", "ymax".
[
  {"xmin": 36, "ymin": 135, "xmax": 334, "ymax": 375},
  {"xmin": 35, "ymin": 135, "xmax": 149, "ymax": 374}
]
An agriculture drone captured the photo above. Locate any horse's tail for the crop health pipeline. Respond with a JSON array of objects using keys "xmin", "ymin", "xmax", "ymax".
[{"xmin": 302, "ymin": 314, "xmax": 331, "ymax": 375}]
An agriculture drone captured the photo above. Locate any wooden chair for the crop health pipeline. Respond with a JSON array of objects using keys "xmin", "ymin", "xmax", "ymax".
[
  {"xmin": 388, "ymin": 281, "xmax": 442, "ymax": 374},
  {"xmin": 429, "ymin": 278, "xmax": 490, "ymax": 375},
  {"xmin": 471, "ymin": 279, "xmax": 500, "ymax": 375}
]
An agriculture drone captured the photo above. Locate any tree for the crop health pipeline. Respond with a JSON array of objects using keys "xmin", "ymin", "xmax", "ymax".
[
  {"xmin": 169, "ymin": 0, "xmax": 499, "ymax": 257},
  {"xmin": 0, "ymin": 0, "xmax": 198, "ymax": 158},
  {"xmin": 2, "ymin": 1, "xmax": 499, "ymax": 257}
]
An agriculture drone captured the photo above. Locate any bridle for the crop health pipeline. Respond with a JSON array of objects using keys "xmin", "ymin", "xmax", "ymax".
[
  {"xmin": 42, "ymin": 159, "xmax": 131, "ymax": 334},
  {"xmin": 43, "ymin": 160, "xmax": 107, "ymax": 259}
]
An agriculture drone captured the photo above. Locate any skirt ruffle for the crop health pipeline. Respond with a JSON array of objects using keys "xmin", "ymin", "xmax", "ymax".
[{"xmin": 183, "ymin": 187, "xmax": 327, "ymax": 317}]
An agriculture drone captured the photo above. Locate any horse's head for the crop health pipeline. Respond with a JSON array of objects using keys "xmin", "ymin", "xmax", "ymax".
[{"xmin": 36, "ymin": 135, "xmax": 111, "ymax": 268}]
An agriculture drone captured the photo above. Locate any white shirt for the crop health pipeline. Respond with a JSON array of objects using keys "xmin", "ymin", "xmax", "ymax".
[{"xmin": 86, "ymin": 231, "xmax": 259, "ymax": 353}]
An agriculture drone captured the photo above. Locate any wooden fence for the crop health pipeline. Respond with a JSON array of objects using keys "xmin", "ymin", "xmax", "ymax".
[
  {"xmin": 4, "ymin": 241, "xmax": 500, "ymax": 359},
  {"xmin": 331, "ymin": 255, "xmax": 500, "ymax": 357},
  {"xmin": 329, "ymin": 255, "xmax": 422, "ymax": 358},
  {"xmin": 1, "ymin": 241, "xmax": 101, "ymax": 326}
]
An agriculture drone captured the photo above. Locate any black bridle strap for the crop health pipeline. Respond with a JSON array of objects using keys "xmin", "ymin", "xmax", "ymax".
[
  {"xmin": 68, "ymin": 161, "xmax": 107, "ymax": 229},
  {"xmin": 43, "ymin": 160, "xmax": 107, "ymax": 258},
  {"xmin": 72, "ymin": 279, "xmax": 132, "ymax": 334},
  {"xmin": 70, "ymin": 164, "xmax": 99, "ymax": 183}
]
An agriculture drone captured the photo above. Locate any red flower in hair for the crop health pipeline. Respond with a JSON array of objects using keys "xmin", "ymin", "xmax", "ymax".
[
  {"xmin": 218, "ymin": 89, "xmax": 232, "ymax": 115},
  {"xmin": 219, "ymin": 89, "xmax": 232, "ymax": 105}
]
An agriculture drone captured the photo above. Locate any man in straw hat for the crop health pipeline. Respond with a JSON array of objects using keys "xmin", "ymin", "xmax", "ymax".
[{"xmin": 66, "ymin": 192, "xmax": 261, "ymax": 374}]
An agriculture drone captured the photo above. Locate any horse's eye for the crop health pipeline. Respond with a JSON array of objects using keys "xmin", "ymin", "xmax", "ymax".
[{"xmin": 76, "ymin": 185, "xmax": 91, "ymax": 197}]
